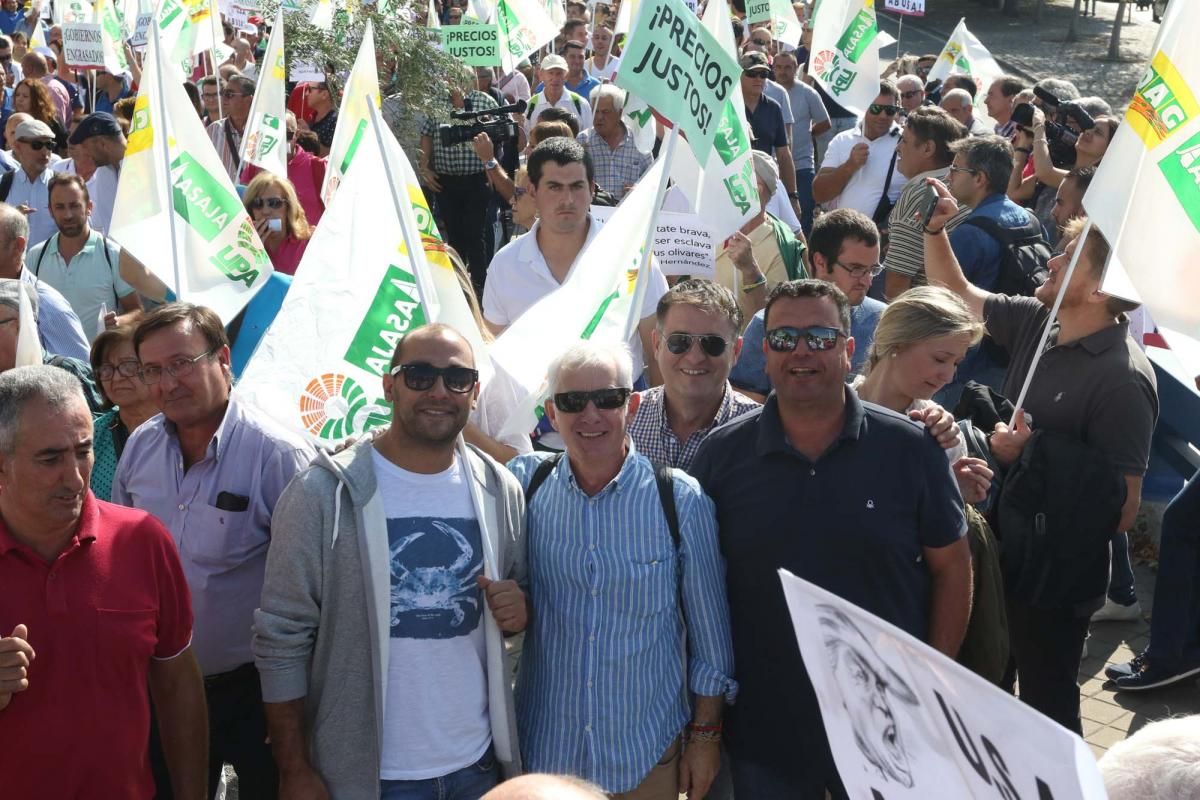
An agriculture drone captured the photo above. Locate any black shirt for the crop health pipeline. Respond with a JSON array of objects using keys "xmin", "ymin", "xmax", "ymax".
[
  {"xmin": 310, "ymin": 109, "xmax": 339, "ymax": 149},
  {"xmin": 745, "ymin": 94, "xmax": 788, "ymax": 155}
]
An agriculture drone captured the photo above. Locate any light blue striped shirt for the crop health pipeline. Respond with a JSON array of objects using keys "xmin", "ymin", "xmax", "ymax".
[
  {"xmin": 509, "ymin": 445, "xmax": 736, "ymax": 793},
  {"xmin": 21, "ymin": 269, "xmax": 90, "ymax": 360}
]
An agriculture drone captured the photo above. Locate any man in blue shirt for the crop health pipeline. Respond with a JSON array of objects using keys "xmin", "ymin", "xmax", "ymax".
[
  {"xmin": 0, "ymin": 0, "xmax": 35, "ymax": 37},
  {"xmin": 510, "ymin": 339, "xmax": 736, "ymax": 799},
  {"xmin": 741, "ymin": 52, "xmax": 803, "ymax": 222}
]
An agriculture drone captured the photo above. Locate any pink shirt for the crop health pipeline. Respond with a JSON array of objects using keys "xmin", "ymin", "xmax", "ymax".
[
  {"xmin": 268, "ymin": 235, "xmax": 308, "ymax": 275},
  {"xmin": 41, "ymin": 76, "xmax": 71, "ymax": 127}
]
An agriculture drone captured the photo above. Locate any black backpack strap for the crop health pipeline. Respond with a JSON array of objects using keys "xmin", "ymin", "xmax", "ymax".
[
  {"xmin": 0, "ymin": 168, "xmax": 14, "ymax": 203},
  {"xmin": 523, "ymin": 452, "xmax": 564, "ymax": 505},
  {"xmin": 652, "ymin": 462, "xmax": 680, "ymax": 549},
  {"xmin": 31, "ymin": 233, "xmax": 53, "ymax": 277},
  {"xmin": 961, "ymin": 210, "xmax": 1043, "ymax": 243}
]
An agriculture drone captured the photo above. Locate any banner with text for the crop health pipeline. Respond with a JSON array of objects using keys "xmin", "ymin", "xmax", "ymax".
[
  {"xmin": 809, "ymin": 0, "xmax": 881, "ymax": 116},
  {"xmin": 884, "ymin": 0, "xmax": 924, "ymax": 16},
  {"xmin": 926, "ymin": 18, "xmax": 1005, "ymax": 125},
  {"xmin": 440, "ymin": 21, "xmax": 502, "ymax": 66},
  {"xmin": 591, "ymin": 206, "xmax": 716, "ymax": 278},
  {"xmin": 62, "ymin": 23, "xmax": 106, "ymax": 69},
  {"xmin": 745, "ymin": 0, "xmax": 802, "ymax": 48}
]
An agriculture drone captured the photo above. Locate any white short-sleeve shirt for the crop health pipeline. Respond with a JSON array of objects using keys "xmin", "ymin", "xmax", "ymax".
[{"xmin": 819, "ymin": 124, "xmax": 906, "ymax": 217}]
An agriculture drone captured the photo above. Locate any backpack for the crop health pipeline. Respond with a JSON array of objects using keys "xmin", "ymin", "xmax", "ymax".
[
  {"xmin": 527, "ymin": 91, "xmax": 585, "ymax": 121},
  {"xmin": 962, "ymin": 210, "xmax": 1052, "ymax": 297},
  {"xmin": 0, "ymin": 168, "xmax": 13, "ymax": 203}
]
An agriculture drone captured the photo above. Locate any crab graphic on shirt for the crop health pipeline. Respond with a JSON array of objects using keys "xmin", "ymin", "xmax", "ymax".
[{"xmin": 387, "ymin": 517, "xmax": 484, "ymax": 638}]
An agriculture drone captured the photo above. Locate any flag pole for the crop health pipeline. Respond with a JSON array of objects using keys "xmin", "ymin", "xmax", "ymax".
[
  {"xmin": 896, "ymin": 13, "xmax": 903, "ymax": 54},
  {"xmin": 151, "ymin": 21, "xmax": 185, "ymax": 299},
  {"xmin": 623, "ymin": 122, "xmax": 679, "ymax": 342},
  {"xmin": 1007, "ymin": 217, "xmax": 1093, "ymax": 426},
  {"xmin": 209, "ymin": 0, "xmax": 224, "ymax": 119}
]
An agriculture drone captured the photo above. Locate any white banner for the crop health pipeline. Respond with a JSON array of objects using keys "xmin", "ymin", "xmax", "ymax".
[
  {"xmin": 884, "ymin": 0, "xmax": 924, "ymax": 16},
  {"xmin": 926, "ymin": 18, "xmax": 1005, "ymax": 125},
  {"xmin": 129, "ymin": 11, "xmax": 154, "ymax": 46},
  {"xmin": 591, "ymin": 206, "xmax": 716, "ymax": 278},
  {"xmin": 808, "ymin": 0, "xmax": 882, "ymax": 116},
  {"xmin": 495, "ymin": 0, "xmax": 559, "ymax": 75},
  {"xmin": 779, "ymin": 570, "xmax": 1108, "ymax": 800},
  {"xmin": 62, "ymin": 23, "xmax": 106, "ymax": 70}
]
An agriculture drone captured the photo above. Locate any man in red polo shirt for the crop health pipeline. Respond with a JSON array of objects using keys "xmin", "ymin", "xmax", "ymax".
[{"xmin": 0, "ymin": 365, "xmax": 208, "ymax": 799}]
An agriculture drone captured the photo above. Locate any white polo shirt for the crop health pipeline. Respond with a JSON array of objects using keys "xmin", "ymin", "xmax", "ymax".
[
  {"xmin": 819, "ymin": 124, "xmax": 906, "ymax": 217},
  {"xmin": 526, "ymin": 88, "xmax": 594, "ymax": 132},
  {"xmin": 28, "ymin": 230, "xmax": 134, "ymax": 341}
]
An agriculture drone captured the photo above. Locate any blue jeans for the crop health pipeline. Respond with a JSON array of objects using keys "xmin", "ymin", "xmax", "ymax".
[
  {"xmin": 380, "ymin": 748, "xmax": 499, "ymax": 800},
  {"xmin": 794, "ymin": 167, "xmax": 816, "ymax": 238},
  {"xmin": 1147, "ymin": 474, "xmax": 1200, "ymax": 667},
  {"xmin": 1108, "ymin": 531, "xmax": 1138, "ymax": 606}
]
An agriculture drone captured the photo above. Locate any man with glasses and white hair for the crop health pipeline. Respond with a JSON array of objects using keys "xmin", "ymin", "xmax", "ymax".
[
  {"xmin": 691, "ymin": 279, "xmax": 971, "ymax": 799},
  {"xmin": 896, "ymin": 74, "xmax": 925, "ymax": 116},
  {"xmin": 510, "ymin": 338, "xmax": 736, "ymax": 800},
  {"xmin": 112, "ymin": 302, "xmax": 315, "ymax": 800},
  {"xmin": 254, "ymin": 322, "xmax": 527, "ymax": 799},
  {"xmin": 576, "ymin": 84, "xmax": 651, "ymax": 201}
]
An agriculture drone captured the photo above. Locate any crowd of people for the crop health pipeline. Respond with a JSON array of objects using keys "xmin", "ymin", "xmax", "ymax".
[{"xmin": 0, "ymin": 0, "xmax": 1198, "ymax": 799}]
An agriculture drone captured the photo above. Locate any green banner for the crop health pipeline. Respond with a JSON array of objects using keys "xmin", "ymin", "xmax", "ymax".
[
  {"xmin": 615, "ymin": 0, "xmax": 739, "ymax": 163},
  {"xmin": 170, "ymin": 151, "xmax": 242, "ymax": 242},
  {"xmin": 745, "ymin": 0, "xmax": 770, "ymax": 24},
  {"xmin": 440, "ymin": 22, "xmax": 501, "ymax": 66},
  {"xmin": 835, "ymin": 7, "xmax": 878, "ymax": 65},
  {"xmin": 344, "ymin": 264, "xmax": 430, "ymax": 377},
  {"xmin": 1158, "ymin": 129, "xmax": 1200, "ymax": 233}
]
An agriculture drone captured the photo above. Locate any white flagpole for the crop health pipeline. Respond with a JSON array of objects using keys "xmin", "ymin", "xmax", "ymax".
[
  {"xmin": 209, "ymin": 0, "xmax": 223, "ymax": 119},
  {"xmin": 151, "ymin": 21, "xmax": 185, "ymax": 298},
  {"xmin": 896, "ymin": 13, "xmax": 903, "ymax": 55},
  {"xmin": 1007, "ymin": 218, "xmax": 1093, "ymax": 426},
  {"xmin": 623, "ymin": 123, "xmax": 679, "ymax": 342}
]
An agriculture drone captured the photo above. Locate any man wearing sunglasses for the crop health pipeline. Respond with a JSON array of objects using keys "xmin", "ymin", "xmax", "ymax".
[
  {"xmin": 896, "ymin": 75, "xmax": 925, "ymax": 117},
  {"xmin": 510, "ymin": 339, "xmax": 735, "ymax": 800},
  {"xmin": 114, "ymin": 303, "xmax": 316, "ymax": 800},
  {"xmin": 255, "ymin": 323, "xmax": 528, "ymax": 799},
  {"xmin": 691, "ymin": 279, "xmax": 971, "ymax": 800},
  {"xmin": 812, "ymin": 80, "xmax": 904, "ymax": 226},
  {"xmin": 5, "ymin": 117, "xmax": 57, "ymax": 250}
]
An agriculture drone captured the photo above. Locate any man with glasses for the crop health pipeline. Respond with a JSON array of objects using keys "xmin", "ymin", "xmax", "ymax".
[
  {"xmin": 740, "ymin": 52, "xmax": 803, "ymax": 222},
  {"xmin": 577, "ymin": 84, "xmax": 651, "ymax": 201},
  {"xmin": 731, "ymin": 209, "xmax": 886, "ymax": 396},
  {"xmin": 206, "ymin": 75, "xmax": 256, "ymax": 182},
  {"xmin": 255, "ymin": 322, "xmax": 528, "ymax": 798},
  {"xmin": 197, "ymin": 76, "xmax": 223, "ymax": 124},
  {"xmin": 113, "ymin": 302, "xmax": 315, "ymax": 800},
  {"xmin": 629, "ymin": 280, "xmax": 759, "ymax": 471},
  {"xmin": 510, "ymin": 338, "xmax": 735, "ymax": 800},
  {"xmin": 771, "ymin": 49, "xmax": 830, "ymax": 237},
  {"xmin": 896, "ymin": 74, "xmax": 925, "ymax": 117},
  {"xmin": 5, "ymin": 117, "xmax": 57, "ymax": 250},
  {"xmin": 303, "ymin": 82, "xmax": 337, "ymax": 157},
  {"xmin": 691, "ymin": 279, "xmax": 971, "ymax": 799},
  {"xmin": 812, "ymin": 80, "xmax": 904, "ymax": 226}
]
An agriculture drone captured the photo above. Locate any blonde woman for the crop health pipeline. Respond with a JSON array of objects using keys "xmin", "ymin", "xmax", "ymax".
[{"xmin": 243, "ymin": 172, "xmax": 312, "ymax": 275}]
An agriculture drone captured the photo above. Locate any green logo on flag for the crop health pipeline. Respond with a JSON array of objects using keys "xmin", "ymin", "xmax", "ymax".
[
  {"xmin": 835, "ymin": 8, "xmax": 878, "ymax": 65},
  {"xmin": 497, "ymin": 0, "xmax": 531, "ymax": 56},
  {"xmin": 723, "ymin": 159, "xmax": 756, "ymax": 215},
  {"xmin": 713, "ymin": 101, "xmax": 749, "ymax": 167},
  {"xmin": 158, "ymin": 0, "xmax": 182, "ymax": 27},
  {"xmin": 340, "ymin": 119, "xmax": 369, "ymax": 175},
  {"xmin": 344, "ymin": 264, "xmax": 430, "ymax": 377},
  {"xmin": 1157, "ymin": 129, "xmax": 1200, "ymax": 233},
  {"xmin": 170, "ymin": 151, "xmax": 243, "ymax": 241}
]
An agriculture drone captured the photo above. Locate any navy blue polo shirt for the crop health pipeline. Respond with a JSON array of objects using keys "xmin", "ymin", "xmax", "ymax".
[
  {"xmin": 745, "ymin": 93, "xmax": 788, "ymax": 154},
  {"xmin": 689, "ymin": 389, "xmax": 966, "ymax": 772}
]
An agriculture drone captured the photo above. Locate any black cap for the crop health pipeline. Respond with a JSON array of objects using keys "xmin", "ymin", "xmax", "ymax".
[{"xmin": 68, "ymin": 112, "xmax": 122, "ymax": 145}]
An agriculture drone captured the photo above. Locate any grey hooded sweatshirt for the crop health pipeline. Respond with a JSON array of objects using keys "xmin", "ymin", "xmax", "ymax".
[{"xmin": 253, "ymin": 438, "xmax": 526, "ymax": 798}]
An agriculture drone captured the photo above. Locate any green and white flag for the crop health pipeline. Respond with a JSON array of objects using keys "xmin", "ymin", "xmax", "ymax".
[
  {"xmin": 426, "ymin": 0, "xmax": 439, "ymax": 28},
  {"xmin": 926, "ymin": 18, "xmax": 1004, "ymax": 124},
  {"xmin": 240, "ymin": 7, "xmax": 288, "ymax": 176},
  {"xmin": 321, "ymin": 20, "xmax": 380, "ymax": 205},
  {"xmin": 109, "ymin": 28, "xmax": 272, "ymax": 324},
  {"xmin": 495, "ymin": 0, "xmax": 557, "ymax": 74},
  {"xmin": 56, "ymin": 0, "xmax": 94, "ymax": 24},
  {"xmin": 465, "ymin": 0, "xmax": 494, "ymax": 23},
  {"xmin": 808, "ymin": 0, "xmax": 880, "ymax": 116},
  {"xmin": 94, "ymin": 0, "xmax": 130, "ymax": 74},
  {"xmin": 616, "ymin": 0, "xmax": 741, "ymax": 164},
  {"xmin": 237, "ymin": 106, "xmax": 489, "ymax": 443},
  {"xmin": 668, "ymin": 0, "xmax": 758, "ymax": 238},
  {"xmin": 745, "ymin": 0, "xmax": 802, "ymax": 48},
  {"xmin": 309, "ymin": 0, "xmax": 334, "ymax": 30}
]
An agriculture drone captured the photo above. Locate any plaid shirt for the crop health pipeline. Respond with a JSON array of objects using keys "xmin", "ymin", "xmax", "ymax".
[
  {"xmin": 629, "ymin": 384, "xmax": 761, "ymax": 472},
  {"xmin": 577, "ymin": 124, "xmax": 653, "ymax": 199},
  {"xmin": 421, "ymin": 91, "xmax": 500, "ymax": 176}
]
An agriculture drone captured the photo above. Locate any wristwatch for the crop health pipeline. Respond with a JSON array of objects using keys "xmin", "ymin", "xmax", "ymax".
[
  {"xmin": 788, "ymin": 191, "xmax": 800, "ymax": 200},
  {"xmin": 484, "ymin": 158, "xmax": 499, "ymax": 171}
]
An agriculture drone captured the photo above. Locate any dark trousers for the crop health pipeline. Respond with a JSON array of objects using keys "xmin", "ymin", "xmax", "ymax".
[
  {"xmin": 1147, "ymin": 472, "xmax": 1200, "ymax": 667},
  {"xmin": 435, "ymin": 171, "xmax": 492, "ymax": 293},
  {"xmin": 152, "ymin": 663, "xmax": 277, "ymax": 800},
  {"xmin": 795, "ymin": 167, "xmax": 816, "ymax": 238},
  {"xmin": 1002, "ymin": 601, "xmax": 1090, "ymax": 734},
  {"xmin": 729, "ymin": 753, "xmax": 848, "ymax": 800}
]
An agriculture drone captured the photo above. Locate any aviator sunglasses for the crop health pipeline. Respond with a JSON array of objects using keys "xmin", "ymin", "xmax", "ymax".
[{"xmin": 664, "ymin": 332, "xmax": 730, "ymax": 358}]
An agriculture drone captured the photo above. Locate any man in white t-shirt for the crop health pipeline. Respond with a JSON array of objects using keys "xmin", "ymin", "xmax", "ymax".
[
  {"xmin": 812, "ymin": 79, "xmax": 905, "ymax": 224},
  {"xmin": 526, "ymin": 54, "xmax": 593, "ymax": 132},
  {"xmin": 254, "ymin": 323, "xmax": 529, "ymax": 799}
]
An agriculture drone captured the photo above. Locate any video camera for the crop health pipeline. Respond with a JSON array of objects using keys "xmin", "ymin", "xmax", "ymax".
[
  {"xmin": 1011, "ymin": 87, "xmax": 1097, "ymax": 168},
  {"xmin": 438, "ymin": 99, "xmax": 526, "ymax": 148}
]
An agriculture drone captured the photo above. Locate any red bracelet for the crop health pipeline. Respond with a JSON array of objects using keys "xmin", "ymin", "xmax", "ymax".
[{"xmin": 688, "ymin": 722, "xmax": 723, "ymax": 732}]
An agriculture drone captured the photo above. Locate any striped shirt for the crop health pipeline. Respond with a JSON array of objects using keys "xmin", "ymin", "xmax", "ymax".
[
  {"xmin": 577, "ymin": 125, "xmax": 653, "ymax": 200},
  {"xmin": 884, "ymin": 165, "xmax": 970, "ymax": 285},
  {"xmin": 628, "ymin": 384, "xmax": 761, "ymax": 471},
  {"xmin": 509, "ymin": 446, "xmax": 737, "ymax": 792}
]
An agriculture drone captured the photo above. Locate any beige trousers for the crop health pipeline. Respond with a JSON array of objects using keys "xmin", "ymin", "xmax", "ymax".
[{"xmin": 609, "ymin": 738, "xmax": 681, "ymax": 800}]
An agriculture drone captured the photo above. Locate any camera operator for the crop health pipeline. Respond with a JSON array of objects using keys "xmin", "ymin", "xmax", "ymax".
[{"xmin": 419, "ymin": 75, "xmax": 501, "ymax": 292}]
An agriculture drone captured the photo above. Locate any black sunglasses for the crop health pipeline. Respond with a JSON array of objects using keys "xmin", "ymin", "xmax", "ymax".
[
  {"xmin": 552, "ymin": 387, "xmax": 631, "ymax": 413},
  {"xmin": 390, "ymin": 362, "xmax": 479, "ymax": 394},
  {"xmin": 766, "ymin": 326, "xmax": 846, "ymax": 353},
  {"xmin": 20, "ymin": 139, "xmax": 53, "ymax": 150},
  {"xmin": 250, "ymin": 197, "xmax": 287, "ymax": 210},
  {"xmin": 868, "ymin": 103, "xmax": 900, "ymax": 116},
  {"xmin": 664, "ymin": 332, "xmax": 729, "ymax": 358}
]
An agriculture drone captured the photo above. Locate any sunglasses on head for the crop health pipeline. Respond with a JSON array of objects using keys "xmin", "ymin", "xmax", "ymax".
[
  {"xmin": 20, "ymin": 139, "xmax": 53, "ymax": 150},
  {"xmin": 390, "ymin": 362, "xmax": 479, "ymax": 394},
  {"xmin": 766, "ymin": 325, "xmax": 845, "ymax": 353},
  {"xmin": 250, "ymin": 197, "xmax": 287, "ymax": 210},
  {"xmin": 664, "ymin": 332, "xmax": 729, "ymax": 358},
  {"xmin": 552, "ymin": 387, "xmax": 631, "ymax": 413},
  {"xmin": 868, "ymin": 103, "xmax": 901, "ymax": 116}
]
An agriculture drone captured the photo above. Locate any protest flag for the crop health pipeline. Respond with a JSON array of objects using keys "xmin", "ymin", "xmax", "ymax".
[
  {"xmin": 779, "ymin": 570, "xmax": 1108, "ymax": 799},
  {"xmin": 236, "ymin": 99, "xmax": 488, "ymax": 443},
  {"xmin": 1086, "ymin": 0, "xmax": 1200, "ymax": 374},
  {"xmin": 465, "ymin": 0, "xmax": 495, "ymax": 24},
  {"xmin": 57, "ymin": 0, "xmax": 94, "ymax": 24},
  {"xmin": 494, "ymin": 0, "xmax": 558, "ymax": 75},
  {"xmin": 745, "ymin": 0, "xmax": 802, "ymax": 48},
  {"xmin": 926, "ymin": 18, "xmax": 1004, "ymax": 124},
  {"xmin": 240, "ymin": 7, "xmax": 288, "ymax": 177},
  {"xmin": 94, "ymin": 0, "xmax": 131, "ymax": 75},
  {"xmin": 808, "ymin": 0, "xmax": 881, "ymax": 116},
  {"xmin": 320, "ymin": 20, "xmax": 380, "ymax": 205},
  {"xmin": 310, "ymin": 0, "xmax": 334, "ymax": 30},
  {"xmin": 426, "ymin": 0, "xmax": 440, "ymax": 28},
  {"xmin": 109, "ymin": 25, "xmax": 272, "ymax": 323}
]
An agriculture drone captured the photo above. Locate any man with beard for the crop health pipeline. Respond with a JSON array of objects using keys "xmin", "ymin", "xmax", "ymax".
[
  {"xmin": 254, "ymin": 323, "xmax": 528, "ymax": 799},
  {"xmin": 28, "ymin": 173, "xmax": 140, "ymax": 341}
]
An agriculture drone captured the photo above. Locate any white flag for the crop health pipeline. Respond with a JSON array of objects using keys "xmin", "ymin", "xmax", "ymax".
[
  {"xmin": 240, "ymin": 8, "xmax": 288, "ymax": 176},
  {"xmin": 93, "ymin": 0, "xmax": 130, "ymax": 74},
  {"xmin": 745, "ymin": 0, "xmax": 802, "ymax": 48},
  {"xmin": 808, "ymin": 0, "xmax": 881, "ymax": 116},
  {"xmin": 309, "ymin": 0, "xmax": 334, "ymax": 30},
  {"xmin": 926, "ymin": 18, "xmax": 1005, "ymax": 125},
  {"xmin": 492, "ymin": 158, "xmax": 667, "ymax": 439},
  {"xmin": 1088, "ymin": 0, "xmax": 1200, "ymax": 374},
  {"xmin": 109, "ymin": 28, "xmax": 272, "ymax": 324},
  {"xmin": 321, "ymin": 21, "xmax": 380, "ymax": 205},
  {"xmin": 237, "ymin": 109, "xmax": 488, "ymax": 443},
  {"xmin": 426, "ymin": 0, "xmax": 440, "ymax": 28},
  {"xmin": 495, "ymin": 0, "xmax": 558, "ymax": 74}
]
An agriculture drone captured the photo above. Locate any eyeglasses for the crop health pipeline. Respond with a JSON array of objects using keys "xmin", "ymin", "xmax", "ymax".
[
  {"xmin": 867, "ymin": 103, "xmax": 900, "ymax": 116},
  {"xmin": 664, "ymin": 332, "xmax": 730, "ymax": 358},
  {"xmin": 390, "ymin": 362, "xmax": 479, "ymax": 394},
  {"xmin": 220, "ymin": 90, "xmax": 251, "ymax": 99},
  {"xmin": 139, "ymin": 348, "xmax": 215, "ymax": 384},
  {"xmin": 20, "ymin": 139, "xmax": 54, "ymax": 150},
  {"xmin": 202, "ymin": 91, "xmax": 218, "ymax": 99},
  {"xmin": 900, "ymin": 90, "xmax": 922, "ymax": 100},
  {"xmin": 947, "ymin": 164, "xmax": 978, "ymax": 177},
  {"xmin": 512, "ymin": 187, "xmax": 528, "ymax": 199},
  {"xmin": 766, "ymin": 326, "xmax": 846, "ymax": 353},
  {"xmin": 250, "ymin": 197, "xmax": 287, "ymax": 210},
  {"xmin": 98, "ymin": 359, "xmax": 140, "ymax": 382},
  {"xmin": 552, "ymin": 387, "xmax": 631, "ymax": 413},
  {"xmin": 833, "ymin": 260, "xmax": 884, "ymax": 279},
  {"xmin": 0, "ymin": 54, "xmax": 10, "ymax": 62}
]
